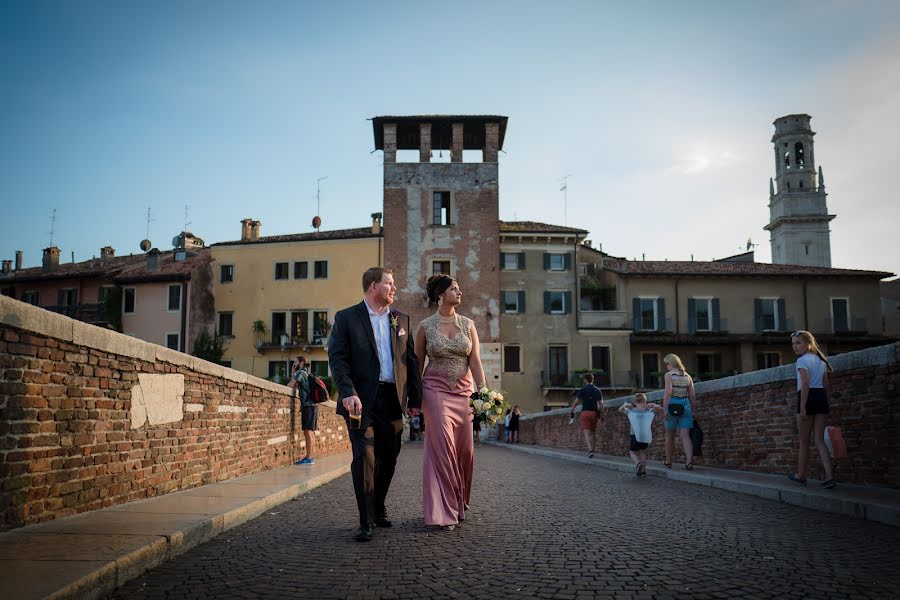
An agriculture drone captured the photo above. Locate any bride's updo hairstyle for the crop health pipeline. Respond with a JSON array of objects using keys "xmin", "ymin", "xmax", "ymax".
[{"xmin": 425, "ymin": 273, "xmax": 455, "ymax": 307}]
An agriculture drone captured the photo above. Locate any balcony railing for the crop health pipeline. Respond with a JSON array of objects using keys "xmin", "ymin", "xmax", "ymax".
[
  {"xmin": 580, "ymin": 310, "xmax": 628, "ymax": 329},
  {"xmin": 258, "ymin": 330, "xmax": 329, "ymax": 352},
  {"xmin": 541, "ymin": 370, "xmax": 636, "ymax": 390},
  {"xmin": 822, "ymin": 316, "xmax": 869, "ymax": 334},
  {"xmin": 755, "ymin": 317, "xmax": 796, "ymax": 334},
  {"xmin": 632, "ymin": 317, "xmax": 673, "ymax": 334},
  {"xmin": 45, "ymin": 303, "xmax": 107, "ymax": 324}
]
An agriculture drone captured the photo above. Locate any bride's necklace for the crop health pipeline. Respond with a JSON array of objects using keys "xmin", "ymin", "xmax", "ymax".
[{"xmin": 438, "ymin": 312, "xmax": 457, "ymax": 325}]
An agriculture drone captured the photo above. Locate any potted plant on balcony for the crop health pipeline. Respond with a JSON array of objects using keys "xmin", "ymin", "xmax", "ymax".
[{"xmin": 251, "ymin": 319, "xmax": 267, "ymax": 349}]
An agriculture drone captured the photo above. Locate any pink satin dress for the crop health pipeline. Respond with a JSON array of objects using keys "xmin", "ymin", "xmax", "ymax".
[{"xmin": 421, "ymin": 312, "xmax": 475, "ymax": 526}]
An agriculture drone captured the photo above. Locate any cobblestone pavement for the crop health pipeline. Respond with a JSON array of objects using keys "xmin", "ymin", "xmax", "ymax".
[{"xmin": 110, "ymin": 444, "xmax": 900, "ymax": 600}]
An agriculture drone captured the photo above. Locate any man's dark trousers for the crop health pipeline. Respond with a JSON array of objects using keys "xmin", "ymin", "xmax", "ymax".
[{"xmin": 347, "ymin": 382, "xmax": 402, "ymax": 528}]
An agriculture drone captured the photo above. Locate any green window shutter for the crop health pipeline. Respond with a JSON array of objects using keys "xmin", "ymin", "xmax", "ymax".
[
  {"xmin": 777, "ymin": 298, "xmax": 786, "ymax": 331},
  {"xmin": 687, "ymin": 298, "xmax": 696, "ymax": 334},
  {"xmin": 564, "ymin": 252, "xmax": 572, "ymax": 270},
  {"xmin": 657, "ymin": 298, "xmax": 666, "ymax": 331},
  {"xmin": 518, "ymin": 291, "xmax": 526, "ymax": 313},
  {"xmin": 544, "ymin": 291, "xmax": 551, "ymax": 314},
  {"xmin": 564, "ymin": 291, "xmax": 573, "ymax": 314},
  {"xmin": 712, "ymin": 298, "xmax": 721, "ymax": 331},
  {"xmin": 518, "ymin": 252, "xmax": 526, "ymax": 270},
  {"xmin": 632, "ymin": 298, "xmax": 640, "ymax": 332},
  {"xmin": 500, "ymin": 293, "xmax": 507, "ymax": 314},
  {"xmin": 499, "ymin": 252, "xmax": 505, "ymax": 270},
  {"xmin": 543, "ymin": 253, "xmax": 551, "ymax": 270},
  {"xmin": 754, "ymin": 299, "xmax": 763, "ymax": 333}
]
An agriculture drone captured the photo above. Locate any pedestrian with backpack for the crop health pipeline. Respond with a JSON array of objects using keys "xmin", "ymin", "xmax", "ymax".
[{"xmin": 290, "ymin": 356, "xmax": 318, "ymax": 465}]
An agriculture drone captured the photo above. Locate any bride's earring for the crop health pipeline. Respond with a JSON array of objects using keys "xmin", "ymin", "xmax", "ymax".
[{"xmin": 438, "ymin": 296, "xmax": 444, "ymax": 307}]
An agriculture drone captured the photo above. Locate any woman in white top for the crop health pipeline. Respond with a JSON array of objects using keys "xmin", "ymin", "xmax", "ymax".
[{"xmin": 788, "ymin": 330, "xmax": 836, "ymax": 489}]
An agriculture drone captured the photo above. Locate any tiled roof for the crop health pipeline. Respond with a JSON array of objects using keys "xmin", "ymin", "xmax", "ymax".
[
  {"xmin": 213, "ymin": 227, "xmax": 379, "ymax": 247},
  {"xmin": 881, "ymin": 278, "xmax": 900, "ymax": 302},
  {"xmin": 114, "ymin": 249, "xmax": 211, "ymax": 283},
  {"xmin": 499, "ymin": 221, "xmax": 589, "ymax": 235},
  {"xmin": 0, "ymin": 254, "xmax": 146, "ymax": 283},
  {"xmin": 614, "ymin": 260, "xmax": 893, "ymax": 279}
]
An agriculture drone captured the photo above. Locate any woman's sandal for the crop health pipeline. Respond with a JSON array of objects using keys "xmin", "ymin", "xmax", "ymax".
[
  {"xmin": 663, "ymin": 460, "xmax": 672, "ymax": 468},
  {"xmin": 684, "ymin": 463, "xmax": 694, "ymax": 471}
]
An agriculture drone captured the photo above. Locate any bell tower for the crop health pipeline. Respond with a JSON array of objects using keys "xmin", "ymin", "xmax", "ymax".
[
  {"xmin": 372, "ymin": 115, "xmax": 507, "ymax": 385},
  {"xmin": 764, "ymin": 114, "xmax": 835, "ymax": 267}
]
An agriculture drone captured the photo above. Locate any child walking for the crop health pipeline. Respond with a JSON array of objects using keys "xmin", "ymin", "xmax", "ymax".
[
  {"xmin": 788, "ymin": 330, "xmax": 836, "ymax": 489},
  {"xmin": 618, "ymin": 393, "xmax": 662, "ymax": 476}
]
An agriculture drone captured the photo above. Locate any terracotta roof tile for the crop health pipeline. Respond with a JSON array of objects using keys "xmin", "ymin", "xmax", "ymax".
[
  {"xmin": 213, "ymin": 227, "xmax": 379, "ymax": 247},
  {"xmin": 114, "ymin": 249, "xmax": 211, "ymax": 283},
  {"xmin": 881, "ymin": 278, "xmax": 900, "ymax": 302},
  {"xmin": 499, "ymin": 221, "xmax": 589, "ymax": 235},
  {"xmin": 0, "ymin": 254, "xmax": 146, "ymax": 283},
  {"xmin": 615, "ymin": 260, "xmax": 893, "ymax": 279}
]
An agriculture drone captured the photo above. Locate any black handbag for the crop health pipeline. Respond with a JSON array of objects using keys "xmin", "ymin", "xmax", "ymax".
[{"xmin": 667, "ymin": 403, "xmax": 685, "ymax": 417}]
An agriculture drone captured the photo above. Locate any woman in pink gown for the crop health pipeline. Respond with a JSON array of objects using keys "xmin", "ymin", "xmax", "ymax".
[{"xmin": 414, "ymin": 274, "xmax": 487, "ymax": 530}]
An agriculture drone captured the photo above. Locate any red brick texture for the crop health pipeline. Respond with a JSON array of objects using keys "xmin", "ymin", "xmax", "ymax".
[
  {"xmin": 520, "ymin": 360, "xmax": 899, "ymax": 487},
  {"xmin": 0, "ymin": 324, "xmax": 350, "ymax": 531}
]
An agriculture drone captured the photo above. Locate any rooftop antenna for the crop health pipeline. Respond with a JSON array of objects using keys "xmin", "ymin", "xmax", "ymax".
[
  {"xmin": 559, "ymin": 174, "xmax": 572, "ymax": 225},
  {"xmin": 145, "ymin": 206, "xmax": 155, "ymax": 239},
  {"xmin": 48, "ymin": 208, "xmax": 57, "ymax": 246},
  {"xmin": 314, "ymin": 176, "xmax": 328, "ymax": 232},
  {"xmin": 140, "ymin": 206, "xmax": 155, "ymax": 252}
]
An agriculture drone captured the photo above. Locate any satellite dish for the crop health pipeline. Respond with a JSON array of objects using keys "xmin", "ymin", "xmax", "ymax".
[
  {"xmin": 312, "ymin": 216, "xmax": 322, "ymax": 229},
  {"xmin": 172, "ymin": 235, "xmax": 182, "ymax": 248},
  {"xmin": 140, "ymin": 239, "xmax": 152, "ymax": 252}
]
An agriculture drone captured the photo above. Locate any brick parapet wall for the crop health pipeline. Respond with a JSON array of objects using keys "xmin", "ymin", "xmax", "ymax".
[
  {"xmin": 519, "ymin": 343, "xmax": 899, "ymax": 487},
  {"xmin": 0, "ymin": 296, "xmax": 350, "ymax": 531}
]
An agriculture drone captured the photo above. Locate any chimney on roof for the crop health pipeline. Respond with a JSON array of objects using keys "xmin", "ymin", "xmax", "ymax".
[
  {"xmin": 371, "ymin": 212, "xmax": 383, "ymax": 235},
  {"xmin": 250, "ymin": 220, "xmax": 261, "ymax": 241},
  {"xmin": 100, "ymin": 246, "xmax": 115, "ymax": 262},
  {"xmin": 583, "ymin": 239, "xmax": 592, "ymax": 248},
  {"xmin": 147, "ymin": 248, "xmax": 161, "ymax": 272},
  {"xmin": 14, "ymin": 250, "xmax": 22, "ymax": 271},
  {"xmin": 42, "ymin": 246, "xmax": 60, "ymax": 272},
  {"xmin": 1, "ymin": 260, "xmax": 11, "ymax": 274},
  {"xmin": 241, "ymin": 219, "xmax": 253, "ymax": 241}
]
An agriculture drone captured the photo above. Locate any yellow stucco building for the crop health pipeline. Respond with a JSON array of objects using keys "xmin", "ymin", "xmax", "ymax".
[{"xmin": 211, "ymin": 217, "xmax": 383, "ymax": 382}]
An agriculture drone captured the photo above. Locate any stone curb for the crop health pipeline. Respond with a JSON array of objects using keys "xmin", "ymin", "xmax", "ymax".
[
  {"xmin": 486, "ymin": 442, "xmax": 899, "ymax": 527},
  {"xmin": 1, "ymin": 456, "xmax": 351, "ymax": 600}
]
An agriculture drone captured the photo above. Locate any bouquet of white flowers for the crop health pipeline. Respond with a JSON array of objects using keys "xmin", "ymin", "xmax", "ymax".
[{"xmin": 470, "ymin": 386, "xmax": 509, "ymax": 426}]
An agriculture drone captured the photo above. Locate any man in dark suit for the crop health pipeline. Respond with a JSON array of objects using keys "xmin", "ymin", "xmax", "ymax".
[{"xmin": 328, "ymin": 267, "xmax": 422, "ymax": 542}]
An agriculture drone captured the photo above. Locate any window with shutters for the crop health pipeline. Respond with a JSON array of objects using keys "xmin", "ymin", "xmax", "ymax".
[
  {"xmin": 218, "ymin": 312, "xmax": 234, "ymax": 337},
  {"xmin": 167, "ymin": 284, "xmax": 181, "ymax": 312},
  {"xmin": 166, "ymin": 333, "xmax": 180, "ymax": 351},
  {"xmin": 271, "ymin": 312, "xmax": 288, "ymax": 345},
  {"xmin": 696, "ymin": 352, "xmax": 723, "ymax": 380},
  {"xmin": 123, "ymin": 288, "xmax": 136, "ymax": 314},
  {"xmin": 294, "ymin": 261, "xmax": 308, "ymax": 279},
  {"xmin": 544, "ymin": 291, "xmax": 572, "ymax": 315},
  {"xmin": 756, "ymin": 352, "xmax": 781, "ymax": 370},
  {"xmin": 501, "ymin": 252, "xmax": 524, "ymax": 271},
  {"xmin": 548, "ymin": 254, "xmax": 565, "ymax": 271},
  {"xmin": 548, "ymin": 345, "xmax": 568, "ymax": 386},
  {"xmin": 503, "ymin": 345, "xmax": 521, "ymax": 373},
  {"xmin": 590, "ymin": 345, "xmax": 612, "ymax": 387},
  {"xmin": 758, "ymin": 298, "xmax": 780, "ymax": 331},
  {"xmin": 22, "ymin": 290, "xmax": 39, "ymax": 306},
  {"xmin": 59, "ymin": 288, "xmax": 78, "ymax": 307},
  {"xmin": 637, "ymin": 298, "xmax": 660, "ymax": 331},
  {"xmin": 831, "ymin": 298, "xmax": 849, "ymax": 333},
  {"xmin": 501, "ymin": 290, "xmax": 524, "ymax": 314},
  {"xmin": 274, "ymin": 262, "xmax": 289, "ymax": 280}
]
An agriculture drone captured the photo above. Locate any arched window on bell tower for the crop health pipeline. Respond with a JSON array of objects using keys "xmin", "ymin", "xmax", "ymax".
[
  {"xmin": 794, "ymin": 142, "xmax": 805, "ymax": 168},
  {"xmin": 784, "ymin": 151, "xmax": 791, "ymax": 169}
]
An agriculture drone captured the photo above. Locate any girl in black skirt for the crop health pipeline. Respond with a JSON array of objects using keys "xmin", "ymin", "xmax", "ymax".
[{"xmin": 788, "ymin": 330, "xmax": 836, "ymax": 489}]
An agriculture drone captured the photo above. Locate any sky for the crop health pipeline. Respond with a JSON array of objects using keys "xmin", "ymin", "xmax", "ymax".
[{"xmin": 2, "ymin": 0, "xmax": 899, "ymax": 277}]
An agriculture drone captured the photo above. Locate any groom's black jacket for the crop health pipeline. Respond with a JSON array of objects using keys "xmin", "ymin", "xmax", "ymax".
[{"xmin": 328, "ymin": 301, "xmax": 422, "ymax": 420}]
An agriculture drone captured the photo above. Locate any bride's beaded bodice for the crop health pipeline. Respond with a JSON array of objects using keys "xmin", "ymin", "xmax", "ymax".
[{"xmin": 422, "ymin": 312, "xmax": 473, "ymax": 385}]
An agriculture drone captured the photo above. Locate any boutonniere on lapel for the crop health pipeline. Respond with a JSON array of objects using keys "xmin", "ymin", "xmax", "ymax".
[{"xmin": 390, "ymin": 311, "xmax": 405, "ymax": 336}]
